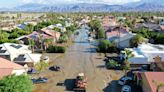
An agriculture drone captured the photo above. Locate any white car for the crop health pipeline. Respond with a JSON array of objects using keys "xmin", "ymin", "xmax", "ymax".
[
  {"xmin": 121, "ymin": 85, "xmax": 131, "ymax": 92},
  {"xmin": 118, "ymin": 77, "xmax": 132, "ymax": 85}
]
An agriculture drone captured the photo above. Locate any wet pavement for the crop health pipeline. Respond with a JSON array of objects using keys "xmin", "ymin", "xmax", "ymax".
[{"xmin": 33, "ymin": 27, "xmax": 124, "ymax": 92}]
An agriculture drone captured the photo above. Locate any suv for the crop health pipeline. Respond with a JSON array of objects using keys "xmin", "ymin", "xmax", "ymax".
[{"xmin": 118, "ymin": 76, "xmax": 132, "ymax": 85}]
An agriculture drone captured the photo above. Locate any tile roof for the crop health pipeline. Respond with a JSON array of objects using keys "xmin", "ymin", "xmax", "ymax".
[
  {"xmin": 0, "ymin": 68, "xmax": 13, "ymax": 79},
  {"xmin": 27, "ymin": 31, "xmax": 53, "ymax": 40},
  {"xmin": 40, "ymin": 28, "xmax": 60, "ymax": 38},
  {"xmin": 0, "ymin": 57, "xmax": 24, "ymax": 69},
  {"xmin": 144, "ymin": 72, "xmax": 164, "ymax": 92},
  {"xmin": 106, "ymin": 27, "xmax": 129, "ymax": 41}
]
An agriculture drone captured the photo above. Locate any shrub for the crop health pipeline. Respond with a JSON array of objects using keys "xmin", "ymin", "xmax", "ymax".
[
  {"xmin": 97, "ymin": 40, "xmax": 111, "ymax": 52},
  {"xmin": 0, "ymin": 75, "xmax": 33, "ymax": 92},
  {"xmin": 35, "ymin": 61, "xmax": 49, "ymax": 73},
  {"xmin": 47, "ymin": 45, "xmax": 66, "ymax": 53},
  {"xmin": 106, "ymin": 59, "xmax": 120, "ymax": 69},
  {"xmin": 130, "ymin": 34, "xmax": 147, "ymax": 47},
  {"xmin": 97, "ymin": 40, "xmax": 117, "ymax": 53}
]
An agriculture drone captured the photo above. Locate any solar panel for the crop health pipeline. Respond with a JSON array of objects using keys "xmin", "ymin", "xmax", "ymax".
[
  {"xmin": 14, "ymin": 58, "xmax": 26, "ymax": 61},
  {"xmin": 10, "ymin": 44, "xmax": 22, "ymax": 49},
  {"xmin": 19, "ymin": 54, "xmax": 25, "ymax": 58},
  {"xmin": 0, "ymin": 50, "xmax": 6, "ymax": 53}
]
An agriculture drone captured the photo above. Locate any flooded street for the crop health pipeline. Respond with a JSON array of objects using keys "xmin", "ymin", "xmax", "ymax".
[{"xmin": 34, "ymin": 27, "xmax": 124, "ymax": 92}]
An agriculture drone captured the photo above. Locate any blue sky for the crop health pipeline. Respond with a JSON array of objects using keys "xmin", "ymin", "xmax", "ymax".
[{"xmin": 0, "ymin": 0, "xmax": 141, "ymax": 8}]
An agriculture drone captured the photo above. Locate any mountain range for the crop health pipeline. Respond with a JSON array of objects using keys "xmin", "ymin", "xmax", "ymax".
[{"xmin": 1, "ymin": 0, "xmax": 164, "ymax": 12}]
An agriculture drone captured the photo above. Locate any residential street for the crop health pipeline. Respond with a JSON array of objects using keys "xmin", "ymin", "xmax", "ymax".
[{"xmin": 33, "ymin": 26, "xmax": 123, "ymax": 92}]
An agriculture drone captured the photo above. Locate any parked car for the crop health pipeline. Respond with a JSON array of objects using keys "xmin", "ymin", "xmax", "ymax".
[
  {"xmin": 121, "ymin": 85, "xmax": 131, "ymax": 92},
  {"xmin": 31, "ymin": 77, "xmax": 48, "ymax": 84},
  {"xmin": 27, "ymin": 68, "xmax": 37, "ymax": 74},
  {"xmin": 56, "ymin": 81, "xmax": 65, "ymax": 86},
  {"xmin": 118, "ymin": 76, "xmax": 132, "ymax": 85},
  {"xmin": 49, "ymin": 65, "xmax": 61, "ymax": 71}
]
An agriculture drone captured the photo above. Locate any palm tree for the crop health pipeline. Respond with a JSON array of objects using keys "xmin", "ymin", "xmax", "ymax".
[
  {"xmin": 43, "ymin": 38, "xmax": 53, "ymax": 50},
  {"xmin": 122, "ymin": 49, "xmax": 134, "ymax": 75},
  {"xmin": 118, "ymin": 19, "xmax": 124, "ymax": 48},
  {"xmin": 130, "ymin": 34, "xmax": 148, "ymax": 47},
  {"xmin": 28, "ymin": 39, "xmax": 35, "ymax": 53}
]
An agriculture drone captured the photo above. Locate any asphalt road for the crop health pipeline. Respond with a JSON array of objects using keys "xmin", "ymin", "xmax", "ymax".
[{"xmin": 34, "ymin": 27, "xmax": 123, "ymax": 92}]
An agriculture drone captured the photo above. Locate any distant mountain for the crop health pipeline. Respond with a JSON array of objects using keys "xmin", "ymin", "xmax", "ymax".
[
  {"xmin": 12, "ymin": 3, "xmax": 130, "ymax": 12},
  {"xmin": 1, "ymin": 0, "xmax": 164, "ymax": 12},
  {"xmin": 124, "ymin": 0, "xmax": 164, "ymax": 7},
  {"xmin": 14, "ymin": 3, "xmax": 48, "ymax": 11}
]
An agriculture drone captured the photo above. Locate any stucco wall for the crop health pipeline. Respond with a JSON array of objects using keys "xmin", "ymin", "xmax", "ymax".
[{"xmin": 12, "ymin": 69, "xmax": 26, "ymax": 75}]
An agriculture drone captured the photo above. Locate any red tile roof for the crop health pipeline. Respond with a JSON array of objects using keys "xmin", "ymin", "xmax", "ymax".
[
  {"xmin": 27, "ymin": 31, "xmax": 53, "ymax": 40},
  {"xmin": 0, "ymin": 57, "xmax": 24, "ymax": 69},
  {"xmin": 106, "ymin": 27, "xmax": 129, "ymax": 39},
  {"xmin": 144, "ymin": 72, "xmax": 164, "ymax": 92},
  {"xmin": 0, "ymin": 68, "xmax": 13, "ymax": 79}
]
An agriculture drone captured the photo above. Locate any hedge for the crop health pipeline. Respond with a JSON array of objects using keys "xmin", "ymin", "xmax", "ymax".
[{"xmin": 47, "ymin": 45, "xmax": 66, "ymax": 53}]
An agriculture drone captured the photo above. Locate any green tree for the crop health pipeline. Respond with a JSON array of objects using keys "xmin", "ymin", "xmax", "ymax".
[
  {"xmin": 53, "ymin": 27, "xmax": 61, "ymax": 32},
  {"xmin": 24, "ymin": 24, "xmax": 34, "ymax": 33},
  {"xmin": 106, "ymin": 59, "xmax": 119, "ymax": 69},
  {"xmin": 130, "ymin": 34, "xmax": 147, "ymax": 47},
  {"xmin": 122, "ymin": 49, "xmax": 134, "ymax": 71},
  {"xmin": 28, "ymin": 39, "xmax": 35, "ymax": 52},
  {"xmin": 59, "ymin": 34, "xmax": 69, "ymax": 43},
  {"xmin": 43, "ymin": 38, "xmax": 53, "ymax": 50},
  {"xmin": 0, "ymin": 75, "xmax": 33, "ymax": 92},
  {"xmin": 88, "ymin": 19, "xmax": 101, "ymax": 32},
  {"xmin": 97, "ymin": 27, "xmax": 105, "ymax": 39},
  {"xmin": 35, "ymin": 61, "xmax": 49, "ymax": 73},
  {"xmin": 0, "ymin": 31, "xmax": 9, "ymax": 44},
  {"xmin": 98, "ymin": 40, "xmax": 112, "ymax": 53},
  {"xmin": 155, "ymin": 34, "xmax": 164, "ymax": 44},
  {"xmin": 66, "ymin": 25, "xmax": 77, "ymax": 33}
]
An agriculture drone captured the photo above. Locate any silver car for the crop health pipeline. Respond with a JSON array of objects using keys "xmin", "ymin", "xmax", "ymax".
[{"xmin": 118, "ymin": 76, "xmax": 132, "ymax": 85}]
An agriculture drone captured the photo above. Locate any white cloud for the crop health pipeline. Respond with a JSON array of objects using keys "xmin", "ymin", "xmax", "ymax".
[{"xmin": 19, "ymin": 0, "xmax": 141, "ymax": 5}]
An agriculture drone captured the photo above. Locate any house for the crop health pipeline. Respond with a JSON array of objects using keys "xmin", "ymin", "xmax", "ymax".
[
  {"xmin": 39, "ymin": 28, "xmax": 61, "ymax": 41},
  {"xmin": 48, "ymin": 24, "xmax": 67, "ymax": 33},
  {"xmin": 0, "ymin": 57, "xmax": 27, "ymax": 79},
  {"xmin": 16, "ymin": 31, "xmax": 55, "ymax": 45},
  {"xmin": 106, "ymin": 26, "xmax": 135, "ymax": 48},
  {"xmin": 102, "ymin": 16, "xmax": 118, "ymax": 31},
  {"xmin": 135, "ymin": 72, "xmax": 164, "ymax": 92},
  {"xmin": 136, "ymin": 23, "xmax": 164, "ymax": 32},
  {"xmin": 126, "ymin": 43, "xmax": 164, "ymax": 64},
  {"xmin": 0, "ymin": 43, "xmax": 42, "ymax": 67},
  {"xmin": 16, "ymin": 27, "xmax": 61, "ymax": 45}
]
